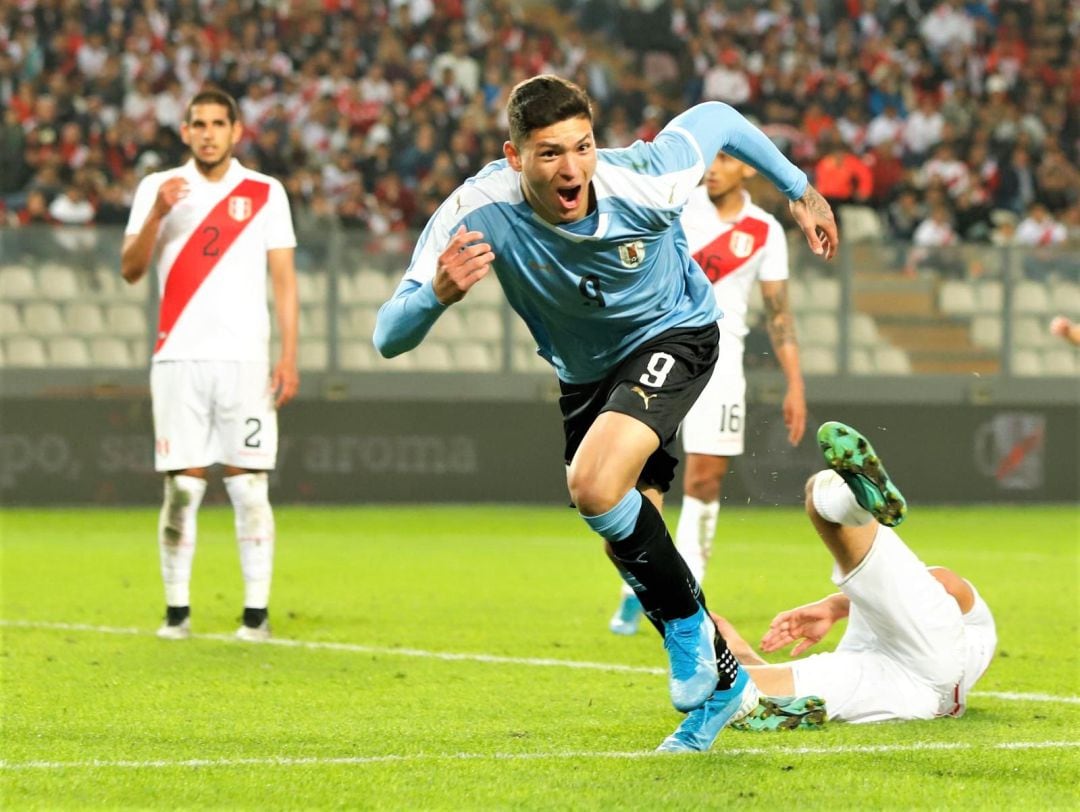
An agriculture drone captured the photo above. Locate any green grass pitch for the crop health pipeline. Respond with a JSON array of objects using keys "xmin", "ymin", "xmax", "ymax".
[{"xmin": 1, "ymin": 504, "xmax": 1077, "ymax": 809}]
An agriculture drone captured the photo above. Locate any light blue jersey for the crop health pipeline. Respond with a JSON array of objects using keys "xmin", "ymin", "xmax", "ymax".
[{"xmin": 374, "ymin": 102, "xmax": 807, "ymax": 383}]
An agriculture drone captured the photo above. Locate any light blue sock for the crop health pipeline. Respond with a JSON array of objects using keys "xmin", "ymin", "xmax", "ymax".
[{"xmin": 581, "ymin": 489, "xmax": 642, "ymax": 542}]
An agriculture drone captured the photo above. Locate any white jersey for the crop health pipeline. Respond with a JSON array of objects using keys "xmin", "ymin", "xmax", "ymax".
[
  {"xmin": 125, "ymin": 159, "xmax": 296, "ymax": 362},
  {"xmin": 678, "ymin": 187, "xmax": 788, "ymax": 339}
]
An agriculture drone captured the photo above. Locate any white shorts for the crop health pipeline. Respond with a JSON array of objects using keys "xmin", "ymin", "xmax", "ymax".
[
  {"xmin": 791, "ymin": 525, "xmax": 966, "ymax": 723},
  {"xmin": 151, "ymin": 360, "xmax": 278, "ymax": 472},
  {"xmin": 680, "ymin": 328, "xmax": 745, "ymax": 457}
]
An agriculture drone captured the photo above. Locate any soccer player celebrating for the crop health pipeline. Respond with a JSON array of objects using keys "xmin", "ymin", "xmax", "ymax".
[
  {"xmin": 121, "ymin": 88, "xmax": 299, "ymax": 642},
  {"xmin": 374, "ymin": 75, "xmax": 837, "ymax": 750},
  {"xmin": 610, "ymin": 151, "xmax": 806, "ymax": 635},
  {"xmin": 711, "ymin": 421, "xmax": 997, "ymax": 732}
]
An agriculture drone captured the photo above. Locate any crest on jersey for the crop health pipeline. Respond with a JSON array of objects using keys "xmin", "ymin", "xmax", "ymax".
[
  {"xmin": 228, "ymin": 196, "xmax": 253, "ymax": 222},
  {"xmin": 729, "ymin": 230, "xmax": 755, "ymax": 259},
  {"xmin": 618, "ymin": 240, "xmax": 646, "ymax": 268}
]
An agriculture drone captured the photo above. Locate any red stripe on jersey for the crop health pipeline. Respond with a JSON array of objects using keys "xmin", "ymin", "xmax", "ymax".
[
  {"xmin": 692, "ymin": 215, "xmax": 771, "ymax": 283},
  {"xmin": 154, "ymin": 178, "xmax": 270, "ymax": 353}
]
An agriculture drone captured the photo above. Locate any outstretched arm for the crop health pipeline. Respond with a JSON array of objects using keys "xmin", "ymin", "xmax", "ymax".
[
  {"xmin": 665, "ymin": 102, "xmax": 839, "ymax": 258},
  {"xmin": 760, "ymin": 593, "xmax": 849, "ymax": 657}
]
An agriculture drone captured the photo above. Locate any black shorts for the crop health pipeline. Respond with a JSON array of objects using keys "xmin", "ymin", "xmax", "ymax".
[{"xmin": 558, "ymin": 323, "xmax": 720, "ymax": 493}]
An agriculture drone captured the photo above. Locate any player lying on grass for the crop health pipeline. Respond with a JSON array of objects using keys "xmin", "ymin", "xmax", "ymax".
[{"xmin": 704, "ymin": 421, "xmax": 998, "ymax": 736}]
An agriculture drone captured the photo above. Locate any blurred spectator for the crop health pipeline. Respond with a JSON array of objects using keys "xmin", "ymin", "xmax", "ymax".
[
  {"xmin": 903, "ymin": 96, "xmax": 945, "ymax": 164},
  {"xmin": 1015, "ymin": 202, "xmax": 1070, "ymax": 280},
  {"xmin": 12, "ymin": 189, "xmax": 57, "ymax": 226},
  {"xmin": 995, "ymin": 147, "xmax": 1038, "ymax": 214},
  {"xmin": 906, "ymin": 202, "xmax": 965, "ymax": 278},
  {"xmin": 814, "ymin": 132, "xmax": 873, "ymax": 211},
  {"xmin": 865, "ymin": 140, "xmax": 907, "ymax": 207},
  {"xmin": 48, "ymin": 184, "xmax": 94, "ymax": 224}
]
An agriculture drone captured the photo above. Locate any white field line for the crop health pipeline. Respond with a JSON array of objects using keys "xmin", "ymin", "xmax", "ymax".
[
  {"xmin": 3, "ymin": 619, "xmax": 1079, "ymax": 706},
  {"xmin": 2, "ymin": 740, "xmax": 1078, "ymax": 771}
]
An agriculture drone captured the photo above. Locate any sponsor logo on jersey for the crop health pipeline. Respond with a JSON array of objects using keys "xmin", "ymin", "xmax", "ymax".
[
  {"xmin": 630, "ymin": 385, "xmax": 658, "ymax": 410},
  {"xmin": 729, "ymin": 230, "xmax": 755, "ymax": 258},
  {"xmin": 618, "ymin": 240, "xmax": 646, "ymax": 268},
  {"xmin": 228, "ymin": 196, "xmax": 253, "ymax": 222}
]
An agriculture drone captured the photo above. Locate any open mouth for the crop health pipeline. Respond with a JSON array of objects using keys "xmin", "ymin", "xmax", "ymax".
[{"xmin": 556, "ymin": 185, "xmax": 582, "ymax": 210}]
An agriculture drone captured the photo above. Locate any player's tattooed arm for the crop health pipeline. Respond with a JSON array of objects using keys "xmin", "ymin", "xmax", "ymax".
[
  {"xmin": 762, "ymin": 281, "xmax": 797, "ymax": 348},
  {"xmin": 788, "ymin": 183, "xmax": 838, "ymax": 260}
]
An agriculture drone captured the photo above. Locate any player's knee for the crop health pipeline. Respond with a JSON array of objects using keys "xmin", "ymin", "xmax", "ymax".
[
  {"xmin": 225, "ymin": 473, "xmax": 273, "ymax": 529},
  {"xmin": 685, "ymin": 473, "xmax": 722, "ymax": 502},
  {"xmin": 162, "ymin": 474, "xmax": 206, "ymax": 541},
  {"xmin": 567, "ymin": 473, "xmax": 622, "ymax": 516},
  {"xmin": 804, "ymin": 472, "xmax": 825, "ymax": 519}
]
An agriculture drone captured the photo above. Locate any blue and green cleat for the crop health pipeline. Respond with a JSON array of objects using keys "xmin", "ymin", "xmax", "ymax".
[
  {"xmin": 817, "ymin": 421, "xmax": 907, "ymax": 527},
  {"xmin": 730, "ymin": 695, "xmax": 827, "ymax": 731},
  {"xmin": 656, "ymin": 668, "xmax": 761, "ymax": 752}
]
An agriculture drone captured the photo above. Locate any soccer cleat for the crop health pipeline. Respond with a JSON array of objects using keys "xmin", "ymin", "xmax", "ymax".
[
  {"xmin": 156, "ymin": 606, "xmax": 190, "ymax": 640},
  {"xmin": 236, "ymin": 608, "xmax": 271, "ymax": 642},
  {"xmin": 817, "ymin": 421, "xmax": 907, "ymax": 527},
  {"xmin": 730, "ymin": 695, "xmax": 827, "ymax": 732},
  {"xmin": 609, "ymin": 593, "xmax": 643, "ymax": 636},
  {"xmin": 656, "ymin": 667, "xmax": 761, "ymax": 752},
  {"xmin": 235, "ymin": 618, "xmax": 271, "ymax": 642},
  {"xmin": 663, "ymin": 606, "xmax": 719, "ymax": 712}
]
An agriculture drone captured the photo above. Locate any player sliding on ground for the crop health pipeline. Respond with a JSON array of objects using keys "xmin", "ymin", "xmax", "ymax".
[
  {"xmin": 375, "ymin": 74, "xmax": 838, "ymax": 751},
  {"xmin": 696, "ymin": 421, "xmax": 998, "ymax": 741}
]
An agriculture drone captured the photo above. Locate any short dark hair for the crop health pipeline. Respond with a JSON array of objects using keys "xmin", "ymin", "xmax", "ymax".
[
  {"xmin": 506, "ymin": 75, "xmax": 592, "ymax": 146},
  {"xmin": 185, "ymin": 88, "xmax": 240, "ymax": 124}
]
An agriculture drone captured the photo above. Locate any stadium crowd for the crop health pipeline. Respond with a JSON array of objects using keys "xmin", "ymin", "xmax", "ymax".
[{"xmin": 1, "ymin": 0, "xmax": 1078, "ymax": 256}]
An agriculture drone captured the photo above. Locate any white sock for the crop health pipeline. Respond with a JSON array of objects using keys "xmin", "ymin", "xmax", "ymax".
[
  {"xmin": 158, "ymin": 475, "xmax": 207, "ymax": 607},
  {"xmin": 224, "ymin": 472, "xmax": 275, "ymax": 609},
  {"xmin": 811, "ymin": 470, "xmax": 873, "ymax": 526},
  {"xmin": 674, "ymin": 495, "xmax": 719, "ymax": 586}
]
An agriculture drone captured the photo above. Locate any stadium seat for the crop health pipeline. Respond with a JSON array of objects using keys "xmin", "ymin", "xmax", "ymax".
[
  {"xmin": 129, "ymin": 340, "xmax": 149, "ymax": 367},
  {"xmin": 91, "ymin": 266, "xmax": 121, "ymax": 298},
  {"xmin": 512, "ymin": 345, "xmax": 550, "ymax": 373},
  {"xmin": 970, "ymin": 315, "xmax": 1003, "ymax": 350},
  {"xmin": 974, "ymin": 281, "xmax": 1003, "ymax": 313},
  {"xmin": 0, "ymin": 266, "xmax": 37, "ymax": 300},
  {"xmin": 301, "ymin": 305, "xmax": 328, "ymax": 337},
  {"xmin": 787, "ymin": 278, "xmax": 810, "ymax": 310},
  {"xmin": 66, "ymin": 302, "xmax": 106, "ymax": 335},
  {"xmin": 453, "ymin": 341, "xmax": 498, "ymax": 372},
  {"xmin": 938, "ymin": 280, "xmax": 977, "ymax": 316},
  {"xmin": 340, "ymin": 268, "xmax": 392, "ymax": 304},
  {"xmin": 1011, "ymin": 349, "xmax": 1042, "ymax": 376},
  {"xmin": 0, "ymin": 302, "xmax": 23, "ymax": 336},
  {"xmin": 48, "ymin": 337, "xmax": 91, "ymax": 367},
  {"xmin": 1048, "ymin": 280, "xmax": 1080, "ymax": 313},
  {"xmin": 806, "ymin": 277, "xmax": 841, "ymax": 311},
  {"xmin": 849, "ymin": 346, "xmax": 874, "ymax": 374},
  {"xmin": 1012, "ymin": 317, "xmax": 1052, "ymax": 348},
  {"xmin": 873, "ymin": 346, "xmax": 912, "ymax": 375},
  {"xmin": 837, "ymin": 205, "xmax": 883, "ymax": 242},
  {"xmin": 800, "ymin": 313, "xmax": 839, "ymax": 347},
  {"xmin": 427, "ymin": 308, "xmax": 466, "ymax": 341},
  {"xmin": 746, "ymin": 283, "xmax": 764, "ymax": 313},
  {"xmin": 801, "ymin": 346, "xmax": 838, "ymax": 375},
  {"xmin": 23, "ymin": 302, "xmax": 65, "ymax": 336},
  {"xmin": 38, "ymin": 264, "xmax": 81, "ymax": 300},
  {"xmin": 463, "ymin": 307, "xmax": 504, "ymax": 342},
  {"xmin": 1013, "ymin": 281, "xmax": 1050, "ymax": 315},
  {"xmin": 468, "ymin": 277, "xmax": 504, "ymax": 305},
  {"xmin": 342, "ymin": 305, "xmax": 379, "ymax": 339},
  {"xmin": 106, "ymin": 304, "xmax": 149, "ymax": 337},
  {"xmin": 5, "ymin": 336, "xmax": 47, "ymax": 367},
  {"xmin": 377, "ymin": 349, "xmax": 416, "ymax": 371},
  {"xmin": 339, "ymin": 341, "xmax": 376, "ymax": 370},
  {"xmin": 1041, "ymin": 348, "xmax": 1077, "ymax": 376},
  {"xmin": 296, "ymin": 271, "xmax": 328, "ymax": 304},
  {"xmin": 298, "ymin": 339, "xmax": 327, "ymax": 370},
  {"xmin": 850, "ymin": 313, "xmax": 881, "ymax": 347},
  {"xmin": 89, "ymin": 337, "xmax": 133, "ymax": 367},
  {"xmin": 413, "ymin": 341, "xmax": 453, "ymax": 371},
  {"xmin": 116, "ymin": 275, "xmax": 150, "ymax": 302}
]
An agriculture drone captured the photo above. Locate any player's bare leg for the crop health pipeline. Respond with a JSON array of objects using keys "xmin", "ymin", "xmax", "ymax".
[
  {"xmin": 156, "ymin": 467, "xmax": 208, "ymax": 640},
  {"xmin": 569, "ymin": 411, "xmax": 720, "ymax": 712}
]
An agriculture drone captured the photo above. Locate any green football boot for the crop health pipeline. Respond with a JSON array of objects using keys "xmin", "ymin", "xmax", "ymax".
[
  {"xmin": 730, "ymin": 695, "xmax": 827, "ymax": 732},
  {"xmin": 817, "ymin": 421, "xmax": 907, "ymax": 527}
]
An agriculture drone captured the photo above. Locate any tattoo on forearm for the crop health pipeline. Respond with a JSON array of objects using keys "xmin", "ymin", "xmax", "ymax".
[{"xmin": 764, "ymin": 287, "xmax": 797, "ymax": 348}]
